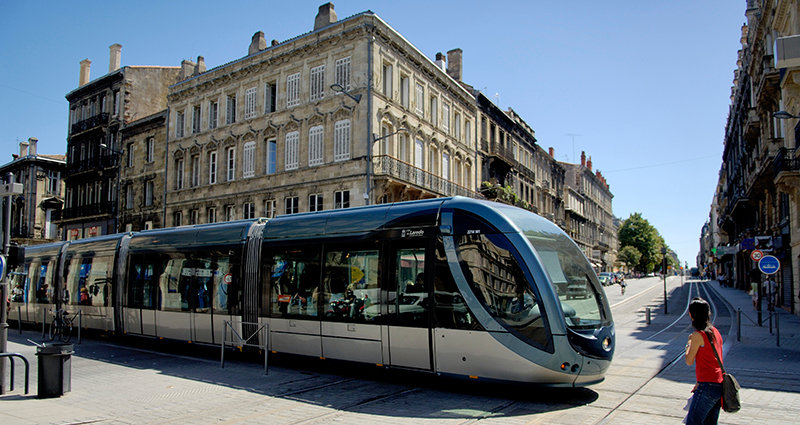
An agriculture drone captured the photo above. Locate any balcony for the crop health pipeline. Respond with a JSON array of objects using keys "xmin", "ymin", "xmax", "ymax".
[
  {"xmin": 66, "ymin": 153, "xmax": 120, "ymax": 175},
  {"xmin": 70, "ymin": 113, "xmax": 110, "ymax": 135},
  {"xmin": 372, "ymin": 155, "xmax": 480, "ymax": 198},
  {"xmin": 774, "ymin": 147, "xmax": 800, "ymax": 186},
  {"xmin": 62, "ymin": 201, "xmax": 115, "ymax": 220}
]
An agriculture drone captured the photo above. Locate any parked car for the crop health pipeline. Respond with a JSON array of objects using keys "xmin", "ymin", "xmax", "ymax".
[{"xmin": 598, "ymin": 272, "xmax": 616, "ymax": 286}]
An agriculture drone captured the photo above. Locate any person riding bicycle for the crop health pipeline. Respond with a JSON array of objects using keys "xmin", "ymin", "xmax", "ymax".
[{"xmin": 620, "ymin": 277, "xmax": 627, "ymax": 294}]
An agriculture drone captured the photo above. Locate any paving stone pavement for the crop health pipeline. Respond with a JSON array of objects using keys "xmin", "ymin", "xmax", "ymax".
[{"xmin": 1, "ymin": 279, "xmax": 799, "ymax": 424}]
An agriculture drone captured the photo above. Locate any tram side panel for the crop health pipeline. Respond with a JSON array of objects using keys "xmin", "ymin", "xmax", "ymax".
[
  {"xmin": 8, "ymin": 244, "xmax": 63, "ymax": 327},
  {"xmin": 61, "ymin": 241, "xmax": 119, "ymax": 332}
]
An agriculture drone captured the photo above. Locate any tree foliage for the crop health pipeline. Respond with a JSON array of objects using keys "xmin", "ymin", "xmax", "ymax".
[
  {"xmin": 618, "ymin": 245, "xmax": 642, "ymax": 271},
  {"xmin": 618, "ymin": 213, "xmax": 667, "ymax": 272}
]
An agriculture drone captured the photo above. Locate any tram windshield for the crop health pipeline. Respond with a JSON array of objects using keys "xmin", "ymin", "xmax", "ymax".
[{"xmin": 496, "ymin": 206, "xmax": 610, "ymax": 330}]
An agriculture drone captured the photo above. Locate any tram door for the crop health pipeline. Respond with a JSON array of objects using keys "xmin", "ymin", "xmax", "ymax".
[{"xmin": 386, "ymin": 242, "xmax": 432, "ymax": 370}]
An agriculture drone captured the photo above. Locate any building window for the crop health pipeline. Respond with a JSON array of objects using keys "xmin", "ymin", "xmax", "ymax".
[
  {"xmin": 244, "ymin": 87, "xmax": 257, "ymax": 120},
  {"xmin": 285, "ymin": 196, "xmax": 299, "ymax": 215},
  {"xmin": 190, "ymin": 209, "xmax": 199, "ymax": 225},
  {"xmin": 243, "ymin": 202, "xmax": 255, "ymax": 219},
  {"xmin": 176, "ymin": 158, "xmax": 184, "ymax": 189},
  {"xmin": 430, "ymin": 146, "xmax": 437, "ymax": 174},
  {"xmin": 126, "ymin": 143, "xmax": 135, "ymax": 168},
  {"xmin": 430, "ymin": 97, "xmax": 438, "ymax": 126},
  {"xmin": 454, "ymin": 112, "xmax": 461, "ymax": 140},
  {"xmin": 113, "ymin": 90, "xmax": 120, "ymax": 116},
  {"xmin": 285, "ymin": 131, "xmax": 299, "ymax": 170},
  {"xmin": 208, "ymin": 151, "xmax": 217, "ymax": 184},
  {"xmin": 465, "ymin": 120, "xmax": 471, "ymax": 145},
  {"xmin": 144, "ymin": 221, "xmax": 153, "ymax": 230},
  {"xmin": 191, "ymin": 154, "xmax": 200, "ymax": 187},
  {"xmin": 310, "ymin": 65, "xmax": 325, "ymax": 101},
  {"xmin": 308, "ymin": 126, "xmax": 324, "ymax": 166},
  {"xmin": 401, "ymin": 76, "xmax": 410, "ymax": 109},
  {"xmin": 442, "ymin": 103, "xmax": 450, "ymax": 132},
  {"xmin": 144, "ymin": 180, "xmax": 154, "ymax": 206},
  {"xmin": 173, "ymin": 211, "xmax": 182, "ymax": 227},
  {"xmin": 382, "ymin": 63, "xmax": 393, "ymax": 97},
  {"xmin": 309, "ymin": 194, "xmax": 323, "ymax": 212},
  {"xmin": 335, "ymin": 57, "xmax": 351, "ymax": 91},
  {"xmin": 226, "ymin": 94, "xmax": 237, "ymax": 124},
  {"xmin": 192, "ymin": 105, "xmax": 201, "ymax": 133},
  {"xmin": 207, "ymin": 207, "xmax": 216, "ymax": 223},
  {"xmin": 287, "ymin": 72, "xmax": 300, "ymax": 107},
  {"xmin": 264, "ymin": 82, "xmax": 276, "ymax": 114},
  {"xmin": 334, "ymin": 190, "xmax": 350, "ymax": 209},
  {"xmin": 48, "ymin": 170, "xmax": 60, "ymax": 194},
  {"xmin": 334, "ymin": 120, "xmax": 350, "ymax": 162},
  {"xmin": 225, "ymin": 205, "xmax": 235, "ymax": 221},
  {"xmin": 398, "ymin": 134, "xmax": 407, "ymax": 162},
  {"xmin": 265, "ymin": 199, "xmax": 276, "ymax": 218},
  {"xmin": 209, "ymin": 100, "xmax": 218, "ymax": 129},
  {"xmin": 176, "ymin": 110, "xmax": 185, "ymax": 138},
  {"xmin": 415, "ymin": 83, "xmax": 424, "ymax": 116},
  {"xmin": 146, "ymin": 137, "xmax": 155, "ymax": 163},
  {"xmin": 266, "ymin": 140, "xmax": 277, "ymax": 174},
  {"xmin": 227, "ymin": 147, "xmax": 236, "ymax": 181},
  {"xmin": 442, "ymin": 152, "xmax": 450, "ymax": 181},
  {"xmin": 243, "ymin": 141, "xmax": 255, "ymax": 177},
  {"xmin": 125, "ymin": 186, "xmax": 134, "ymax": 209}
]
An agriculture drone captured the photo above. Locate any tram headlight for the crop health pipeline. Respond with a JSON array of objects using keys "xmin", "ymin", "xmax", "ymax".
[{"xmin": 602, "ymin": 336, "xmax": 613, "ymax": 352}]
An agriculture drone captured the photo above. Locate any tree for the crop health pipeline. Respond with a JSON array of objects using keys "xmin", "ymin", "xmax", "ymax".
[
  {"xmin": 618, "ymin": 245, "xmax": 642, "ymax": 271},
  {"xmin": 618, "ymin": 213, "xmax": 663, "ymax": 272}
]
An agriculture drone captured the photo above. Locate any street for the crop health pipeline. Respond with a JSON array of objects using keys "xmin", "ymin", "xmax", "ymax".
[{"xmin": 2, "ymin": 276, "xmax": 799, "ymax": 424}]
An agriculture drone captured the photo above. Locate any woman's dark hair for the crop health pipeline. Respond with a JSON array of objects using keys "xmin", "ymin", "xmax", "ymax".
[{"xmin": 689, "ymin": 297, "xmax": 714, "ymax": 342}]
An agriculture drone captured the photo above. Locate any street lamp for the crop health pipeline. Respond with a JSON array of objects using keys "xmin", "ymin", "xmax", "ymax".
[
  {"xmin": 100, "ymin": 143, "xmax": 122, "ymax": 233},
  {"xmin": 661, "ymin": 247, "xmax": 668, "ymax": 314},
  {"xmin": 330, "ymin": 83, "xmax": 362, "ymax": 104},
  {"xmin": 366, "ymin": 128, "xmax": 409, "ymax": 205},
  {"xmin": 772, "ymin": 110, "xmax": 800, "ymax": 120}
]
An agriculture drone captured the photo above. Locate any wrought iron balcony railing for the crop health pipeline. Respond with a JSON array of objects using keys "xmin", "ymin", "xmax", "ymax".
[
  {"xmin": 70, "ymin": 113, "xmax": 110, "ymax": 134},
  {"xmin": 372, "ymin": 155, "xmax": 481, "ymax": 198},
  {"xmin": 774, "ymin": 147, "xmax": 800, "ymax": 179}
]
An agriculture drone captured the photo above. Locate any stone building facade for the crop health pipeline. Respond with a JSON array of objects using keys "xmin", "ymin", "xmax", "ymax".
[
  {"xmin": 714, "ymin": 0, "xmax": 800, "ymax": 315},
  {"xmin": 165, "ymin": 4, "xmax": 478, "ymax": 225},
  {"xmin": 63, "ymin": 44, "xmax": 180, "ymax": 240},
  {"xmin": 119, "ymin": 111, "xmax": 168, "ymax": 231},
  {"xmin": 0, "ymin": 138, "xmax": 65, "ymax": 244}
]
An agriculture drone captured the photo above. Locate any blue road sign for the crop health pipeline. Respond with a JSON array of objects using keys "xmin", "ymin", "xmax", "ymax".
[
  {"xmin": 758, "ymin": 255, "xmax": 780, "ymax": 275},
  {"xmin": 0, "ymin": 254, "xmax": 5, "ymax": 281}
]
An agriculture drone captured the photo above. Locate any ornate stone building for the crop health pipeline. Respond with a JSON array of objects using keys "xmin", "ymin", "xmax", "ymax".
[
  {"xmin": 715, "ymin": 0, "xmax": 799, "ymax": 314},
  {"xmin": 0, "ymin": 138, "xmax": 65, "ymax": 244},
  {"xmin": 164, "ymin": 3, "xmax": 478, "ymax": 225},
  {"xmin": 63, "ymin": 44, "xmax": 180, "ymax": 240}
]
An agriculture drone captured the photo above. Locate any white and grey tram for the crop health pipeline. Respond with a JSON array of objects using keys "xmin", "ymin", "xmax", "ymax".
[{"xmin": 8, "ymin": 197, "xmax": 614, "ymax": 386}]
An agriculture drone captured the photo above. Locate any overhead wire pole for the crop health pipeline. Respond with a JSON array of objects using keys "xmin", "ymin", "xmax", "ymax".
[
  {"xmin": 565, "ymin": 133, "xmax": 581, "ymax": 163},
  {"xmin": 0, "ymin": 172, "xmax": 23, "ymax": 395}
]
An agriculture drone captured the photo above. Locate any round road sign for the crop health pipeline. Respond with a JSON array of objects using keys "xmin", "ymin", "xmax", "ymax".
[
  {"xmin": 751, "ymin": 250, "xmax": 764, "ymax": 261},
  {"xmin": 758, "ymin": 255, "xmax": 780, "ymax": 275}
]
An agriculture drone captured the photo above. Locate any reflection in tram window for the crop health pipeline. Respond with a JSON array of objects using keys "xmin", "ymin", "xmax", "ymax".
[
  {"xmin": 390, "ymin": 248, "xmax": 428, "ymax": 327},
  {"xmin": 34, "ymin": 262, "xmax": 52, "ymax": 304},
  {"xmin": 455, "ymin": 234, "xmax": 549, "ymax": 348},
  {"xmin": 323, "ymin": 247, "xmax": 379, "ymax": 323},
  {"xmin": 128, "ymin": 256, "xmax": 159, "ymax": 309},
  {"xmin": 65, "ymin": 255, "xmax": 113, "ymax": 307},
  {"xmin": 270, "ymin": 248, "xmax": 320, "ymax": 318},
  {"xmin": 434, "ymin": 239, "xmax": 481, "ymax": 330},
  {"xmin": 9, "ymin": 262, "xmax": 30, "ymax": 303}
]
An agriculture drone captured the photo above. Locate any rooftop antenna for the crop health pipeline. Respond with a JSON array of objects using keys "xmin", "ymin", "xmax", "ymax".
[{"xmin": 565, "ymin": 133, "xmax": 581, "ymax": 163}]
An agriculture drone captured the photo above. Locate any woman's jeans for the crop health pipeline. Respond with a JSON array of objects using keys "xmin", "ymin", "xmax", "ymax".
[{"xmin": 686, "ymin": 382, "xmax": 722, "ymax": 425}]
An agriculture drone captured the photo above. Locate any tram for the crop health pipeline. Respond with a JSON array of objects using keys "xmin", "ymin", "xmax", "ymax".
[{"xmin": 8, "ymin": 197, "xmax": 614, "ymax": 386}]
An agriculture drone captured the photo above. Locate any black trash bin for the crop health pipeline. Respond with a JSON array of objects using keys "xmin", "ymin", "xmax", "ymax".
[{"xmin": 36, "ymin": 343, "xmax": 74, "ymax": 398}]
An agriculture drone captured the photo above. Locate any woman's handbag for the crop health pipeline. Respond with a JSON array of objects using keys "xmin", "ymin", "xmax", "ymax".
[{"xmin": 709, "ymin": 342, "xmax": 741, "ymax": 413}]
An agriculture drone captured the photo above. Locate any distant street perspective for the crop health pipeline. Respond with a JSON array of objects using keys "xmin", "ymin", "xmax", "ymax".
[{"xmin": 1, "ymin": 1, "xmax": 800, "ymax": 424}]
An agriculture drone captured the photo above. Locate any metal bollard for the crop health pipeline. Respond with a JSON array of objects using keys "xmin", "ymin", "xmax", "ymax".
[
  {"xmin": 776, "ymin": 312, "xmax": 780, "ymax": 347},
  {"xmin": 737, "ymin": 309, "xmax": 741, "ymax": 342},
  {"xmin": 646, "ymin": 307, "xmax": 651, "ymax": 325}
]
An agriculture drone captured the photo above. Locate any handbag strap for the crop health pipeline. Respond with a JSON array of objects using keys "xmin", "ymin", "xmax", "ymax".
[{"xmin": 706, "ymin": 331, "xmax": 726, "ymax": 374}]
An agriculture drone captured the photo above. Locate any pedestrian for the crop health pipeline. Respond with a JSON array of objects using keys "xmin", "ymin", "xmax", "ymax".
[
  {"xmin": 684, "ymin": 297, "xmax": 724, "ymax": 425},
  {"xmin": 750, "ymin": 280, "xmax": 759, "ymax": 310},
  {"xmin": 763, "ymin": 277, "xmax": 777, "ymax": 312}
]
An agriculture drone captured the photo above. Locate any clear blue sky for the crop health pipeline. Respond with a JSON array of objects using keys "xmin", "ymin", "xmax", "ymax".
[{"xmin": 0, "ymin": 1, "xmax": 745, "ymax": 265}]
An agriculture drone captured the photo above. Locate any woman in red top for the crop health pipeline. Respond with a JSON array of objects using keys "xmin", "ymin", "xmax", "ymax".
[{"xmin": 685, "ymin": 297, "xmax": 724, "ymax": 424}]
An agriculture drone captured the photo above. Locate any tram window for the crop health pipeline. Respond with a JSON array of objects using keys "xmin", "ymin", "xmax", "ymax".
[
  {"xmin": 128, "ymin": 255, "xmax": 159, "ymax": 309},
  {"xmin": 210, "ymin": 254, "xmax": 240, "ymax": 315},
  {"xmin": 34, "ymin": 261, "xmax": 53, "ymax": 304},
  {"xmin": 322, "ymin": 247, "xmax": 380, "ymax": 323},
  {"xmin": 269, "ymin": 247, "xmax": 321, "ymax": 319},
  {"xmin": 455, "ymin": 234, "xmax": 549, "ymax": 349},
  {"xmin": 433, "ymin": 239, "xmax": 481, "ymax": 330},
  {"xmin": 160, "ymin": 256, "xmax": 187, "ymax": 311},
  {"xmin": 10, "ymin": 262, "xmax": 31, "ymax": 303},
  {"xmin": 389, "ymin": 247, "xmax": 428, "ymax": 327},
  {"xmin": 65, "ymin": 255, "xmax": 113, "ymax": 307}
]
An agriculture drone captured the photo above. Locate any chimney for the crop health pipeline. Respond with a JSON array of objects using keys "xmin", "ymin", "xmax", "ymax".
[
  {"xmin": 314, "ymin": 2, "xmax": 337, "ymax": 31},
  {"xmin": 195, "ymin": 56, "xmax": 206, "ymax": 76},
  {"xmin": 19, "ymin": 141, "xmax": 29, "ymax": 157},
  {"xmin": 79, "ymin": 59, "xmax": 91, "ymax": 86},
  {"xmin": 549, "ymin": 147, "xmax": 554, "ymax": 157},
  {"xmin": 435, "ymin": 52, "xmax": 446, "ymax": 70},
  {"xmin": 446, "ymin": 48, "xmax": 462, "ymax": 81},
  {"xmin": 28, "ymin": 137, "xmax": 38, "ymax": 156},
  {"xmin": 272, "ymin": 39, "xmax": 279, "ymax": 47},
  {"xmin": 580, "ymin": 151, "xmax": 586, "ymax": 166},
  {"xmin": 109, "ymin": 43, "xmax": 122, "ymax": 72},
  {"xmin": 587, "ymin": 156, "xmax": 593, "ymax": 171},
  {"xmin": 249, "ymin": 31, "xmax": 267, "ymax": 56},
  {"xmin": 181, "ymin": 59, "xmax": 196, "ymax": 80}
]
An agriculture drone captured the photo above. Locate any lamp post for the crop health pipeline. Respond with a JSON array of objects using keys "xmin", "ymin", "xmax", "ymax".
[
  {"xmin": 100, "ymin": 143, "xmax": 122, "ymax": 233},
  {"xmin": 367, "ymin": 128, "xmax": 409, "ymax": 205},
  {"xmin": 330, "ymin": 83, "xmax": 362, "ymax": 103},
  {"xmin": 661, "ymin": 247, "xmax": 668, "ymax": 314},
  {"xmin": 772, "ymin": 110, "xmax": 800, "ymax": 120}
]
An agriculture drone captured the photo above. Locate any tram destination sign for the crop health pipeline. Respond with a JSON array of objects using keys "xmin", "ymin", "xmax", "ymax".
[{"xmin": 758, "ymin": 255, "xmax": 780, "ymax": 275}]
